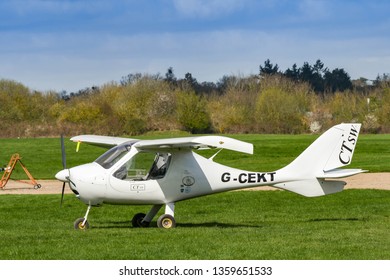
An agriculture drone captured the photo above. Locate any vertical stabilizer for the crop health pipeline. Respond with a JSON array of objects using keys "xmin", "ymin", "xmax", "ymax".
[
  {"xmin": 280, "ymin": 123, "xmax": 362, "ymax": 178},
  {"xmin": 274, "ymin": 123, "xmax": 364, "ymax": 197}
]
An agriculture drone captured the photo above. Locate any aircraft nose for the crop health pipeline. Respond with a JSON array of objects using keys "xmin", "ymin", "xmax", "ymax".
[{"xmin": 55, "ymin": 169, "xmax": 69, "ymax": 182}]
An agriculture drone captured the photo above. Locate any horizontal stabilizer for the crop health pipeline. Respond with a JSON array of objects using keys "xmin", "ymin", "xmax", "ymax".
[
  {"xmin": 274, "ymin": 179, "xmax": 346, "ymax": 197},
  {"xmin": 318, "ymin": 168, "xmax": 367, "ymax": 178}
]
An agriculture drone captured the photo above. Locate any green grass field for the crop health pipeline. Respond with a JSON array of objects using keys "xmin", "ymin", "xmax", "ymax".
[
  {"xmin": 1, "ymin": 133, "xmax": 390, "ymax": 179},
  {"xmin": 0, "ymin": 133, "xmax": 389, "ymax": 260},
  {"xmin": 0, "ymin": 190, "xmax": 389, "ymax": 260}
]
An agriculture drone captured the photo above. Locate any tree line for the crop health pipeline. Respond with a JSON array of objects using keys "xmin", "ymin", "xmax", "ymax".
[
  {"xmin": 260, "ymin": 59, "xmax": 354, "ymax": 94},
  {"xmin": 0, "ymin": 60, "xmax": 389, "ymax": 138}
]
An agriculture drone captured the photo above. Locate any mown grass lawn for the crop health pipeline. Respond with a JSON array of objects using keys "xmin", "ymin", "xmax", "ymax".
[
  {"xmin": 0, "ymin": 190, "xmax": 389, "ymax": 260},
  {"xmin": 0, "ymin": 133, "xmax": 390, "ymax": 180},
  {"xmin": 0, "ymin": 133, "xmax": 389, "ymax": 260}
]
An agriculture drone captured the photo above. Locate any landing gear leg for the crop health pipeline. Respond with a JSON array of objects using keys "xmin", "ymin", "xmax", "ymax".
[
  {"xmin": 143, "ymin": 204, "xmax": 163, "ymax": 226},
  {"xmin": 157, "ymin": 203, "xmax": 176, "ymax": 229},
  {"xmin": 132, "ymin": 204, "xmax": 163, "ymax": 228},
  {"xmin": 74, "ymin": 203, "xmax": 91, "ymax": 230}
]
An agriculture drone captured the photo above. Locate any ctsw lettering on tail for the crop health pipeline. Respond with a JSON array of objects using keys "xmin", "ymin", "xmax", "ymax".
[{"xmin": 339, "ymin": 125, "xmax": 359, "ymax": 165}]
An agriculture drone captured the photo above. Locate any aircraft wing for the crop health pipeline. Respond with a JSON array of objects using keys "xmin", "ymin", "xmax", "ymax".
[
  {"xmin": 70, "ymin": 135, "xmax": 253, "ymax": 154},
  {"xmin": 134, "ymin": 136, "xmax": 253, "ymax": 154},
  {"xmin": 70, "ymin": 135, "xmax": 137, "ymax": 148}
]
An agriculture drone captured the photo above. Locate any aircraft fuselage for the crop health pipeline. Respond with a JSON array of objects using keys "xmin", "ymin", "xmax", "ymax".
[{"xmin": 66, "ymin": 148, "xmax": 280, "ymax": 206}]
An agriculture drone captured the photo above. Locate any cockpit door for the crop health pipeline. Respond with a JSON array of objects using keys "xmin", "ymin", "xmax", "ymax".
[{"xmin": 109, "ymin": 151, "xmax": 171, "ymax": 193}]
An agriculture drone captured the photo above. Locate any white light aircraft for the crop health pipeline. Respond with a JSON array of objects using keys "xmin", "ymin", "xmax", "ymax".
[{"xmin": 56, "ymin": 123, "xmax": 365, "ymax": 230}]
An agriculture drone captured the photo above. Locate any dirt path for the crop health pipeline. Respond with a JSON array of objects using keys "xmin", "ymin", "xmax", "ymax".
[
  {"xmin": 1, "ymin": 173, "xmax": 389, "ymax": 195},
  {"xmin": 0, "ymin": 180, "xmax": 70, "ymax": 195}
]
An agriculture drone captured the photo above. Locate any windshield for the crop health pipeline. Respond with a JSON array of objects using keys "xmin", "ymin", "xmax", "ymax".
[{"xmin": 95, "ymin": 141, "xmax": 136, "ymax": 169}]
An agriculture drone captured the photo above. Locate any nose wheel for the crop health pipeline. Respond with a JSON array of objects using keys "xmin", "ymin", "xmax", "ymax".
[
  {"xmin": 74, "ymin": 204, "xmax": 91, "ymax": 230},
  {"xmin": 74, "ymin": 217, "xmax": 90, "ymax": 230}
]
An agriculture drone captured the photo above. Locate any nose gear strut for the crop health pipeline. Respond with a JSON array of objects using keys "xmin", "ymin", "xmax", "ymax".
[{"xmin": 74, "ymin": 203, "xmax": 92, "ymax": 230}]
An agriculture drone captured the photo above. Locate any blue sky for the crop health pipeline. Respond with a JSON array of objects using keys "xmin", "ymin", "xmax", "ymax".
[{"xmin": 0, "ymin": 0, "xmax": 389, "ymax": 92}]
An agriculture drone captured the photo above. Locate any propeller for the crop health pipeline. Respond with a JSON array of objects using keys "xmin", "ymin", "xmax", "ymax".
[{"xmin": 60, "ymin": 134, "xmax": 67, "ymax": 207}]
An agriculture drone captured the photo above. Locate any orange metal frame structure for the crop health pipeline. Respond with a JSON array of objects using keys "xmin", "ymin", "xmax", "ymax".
[{"xmin": 0, "ymin": 154, "xmax": 41, "ymax": 189}]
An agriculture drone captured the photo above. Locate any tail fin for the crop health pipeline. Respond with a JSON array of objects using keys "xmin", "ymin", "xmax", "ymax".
[{"xmin": 274, "ymin": 123, "xmax": 365, "ymax": 197}]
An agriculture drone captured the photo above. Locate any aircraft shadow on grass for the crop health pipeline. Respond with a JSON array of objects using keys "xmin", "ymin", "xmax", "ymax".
[
  {"xmin": 94, "ymin": 220, "xmax": 263, "ymax": 229},
  {"xmin": 81, "ymin": 218, "xmax": 366, "ymax": 230}
]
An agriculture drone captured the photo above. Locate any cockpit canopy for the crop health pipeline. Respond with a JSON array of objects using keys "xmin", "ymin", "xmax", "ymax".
[
  {"xmin": 95, "ymin": 141, "xmax": 137, "ymax": 169},
  {"xmin": 95, "ymin": 141, "xmax": 171, "ymax": 181}
]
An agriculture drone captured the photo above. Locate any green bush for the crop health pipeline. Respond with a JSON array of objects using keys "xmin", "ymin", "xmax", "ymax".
[
  {"xmin": 176, "ymin": 90, "xmax": 211, "ymax": 133},
  {"xmin": 255, "ymin": 76, "xmax": 312, "ymax": 133},
  {"xmin": 0, "ymin": 80, "xmax": 59, "ymax": 137},
  {"xmin": 323, "ymin": 92, "xmax": 367, "ymax": 124},
  {"xmin": 0, "ymin": 75, "xmax": 389, "ymax": 137},
  {"xmin": 111, "ymin": 78, "xmax": 179, "ymax": 134},
  {"xmin": 208, "ymin": 76, "xmax": 258, "ymax": 133},
  {"xmin": 374, "ymin": 87, "xmax": 390, "ymax": 132}
]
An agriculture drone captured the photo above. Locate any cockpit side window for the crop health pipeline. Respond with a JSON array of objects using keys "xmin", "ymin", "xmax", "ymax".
[
  {"xmin": 146, "ymin": 153, "xmax": 171, "ymax": 180},
  {"xmin": 113, "ymin": 152, "xmax": 171, "ymax": 181}
]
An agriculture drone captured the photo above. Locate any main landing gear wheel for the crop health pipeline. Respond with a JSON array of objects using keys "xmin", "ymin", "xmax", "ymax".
[
  {"xmin": 74, "ymin": 217, "xmax": 90, "ymax": 230},
  {"xmin": 132, "ymin": 213, "xmax": 150, "ymax": 228},
  {"xmin": 157, "ymin": 214, "xmax": 176, "ymax": 229}
]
